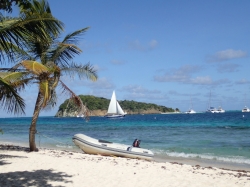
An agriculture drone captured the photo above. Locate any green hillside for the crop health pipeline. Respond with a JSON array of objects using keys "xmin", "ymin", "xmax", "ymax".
[{"xmin": 58, "ymin": 95, "xmax": 177, "ymax": 113}]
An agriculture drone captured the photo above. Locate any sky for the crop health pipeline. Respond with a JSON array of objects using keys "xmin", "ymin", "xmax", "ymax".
[{"xmin": 1, "ymin": 0, "xmax": 250, "ymax": 117}]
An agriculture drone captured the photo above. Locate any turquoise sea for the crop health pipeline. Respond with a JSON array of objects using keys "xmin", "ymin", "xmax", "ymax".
[{"xmin": 0, "ymin": 111, "xmax": 250, "ymax": 170}]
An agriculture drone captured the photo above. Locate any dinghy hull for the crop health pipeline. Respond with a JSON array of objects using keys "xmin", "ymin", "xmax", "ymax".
[{"xmin": 72, "ymin": 134, "xmax": 154, "ymax": 160}]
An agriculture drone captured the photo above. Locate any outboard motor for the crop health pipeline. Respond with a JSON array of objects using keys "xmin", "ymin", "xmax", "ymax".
[{"xmin": 132, "ymin": 139, "xmax": 141, "ymax": 147}]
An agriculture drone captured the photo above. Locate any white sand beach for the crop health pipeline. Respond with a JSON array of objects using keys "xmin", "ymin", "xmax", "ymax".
[{"xmin": 0, "ymin": 145, "xmax": 250, "ymax": 187}]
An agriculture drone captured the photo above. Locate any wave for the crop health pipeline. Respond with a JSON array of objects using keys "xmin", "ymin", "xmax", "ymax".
[
  {"xmin": 153, "ymin": 150, "xmax": 250, "ymax": 165},
  {"xmin": 56, "ymin": 144, "xmax": 74, "ymax": 149}
]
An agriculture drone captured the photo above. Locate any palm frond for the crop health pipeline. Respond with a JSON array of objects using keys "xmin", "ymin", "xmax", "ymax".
[
  {"xmin": 21, "ymin": 60, "xmax": 49, "ymax": 75},
  {"xmin": 0, "ymin": 71, "xmax": 28, "ymax": 83},
  {"xmin": 39, "ymin": 80, "xmax": 50, "ymax": 108},
  {"xmin": 61, "ymin": 27, "xmax": 89, "ymax": 45},
  {"xmin": 0, "ymin": 0, "xmax": 64, "ymax": 63},
  {"xmin": 59, "ymin": 80, "xmax": 89, "ymax": 120},
  {"xmin": 49, "ymin": 43, "xmax": 81, "ymax": 66},
  {"xmin": 0, "ymin": 77, "xmax": 25, "ymax": 115},
  {"xmin": 43, "ymin": 88, "xmax": 57, "ymax": 110},
  {"xmin": 61, "ymin": 62, "xmax": 98, "ymax": 81},
  {"xmin": 48, "ymin": 27, "xmax": 89, "ymax": 66}
]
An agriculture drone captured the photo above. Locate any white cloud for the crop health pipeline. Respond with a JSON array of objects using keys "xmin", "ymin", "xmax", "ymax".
[
  {"xmin": 122, "ymin": 85, "xmax": 166, "ymax": 101},
  {"xmin": 154, "ymin": 65, "xmax": 202, "ymax": 83},
  {"xmin": 128, "ymin": 39, "xmax": 158, "ymax": 51},
  {"xmin": 217, "ymin": 63, "xmax": 240, "ymax": 73},
  {"xmin": 122, "ymin": 85, "xmax": 160, "ymax": 94},
  {"xmin": 154, "ymin": 65, "xmax": 231, "ymax": 86},
  {"xmin": 235, "ymin": 79, "xmax": 250, "ymax": 84},
  {"xmin": 190, "ymin": 76, "xmax": 213, "ymax": 85},
  {"xmin": 208, "ymin": 49, "xmax": 247, "ymax": 62}
]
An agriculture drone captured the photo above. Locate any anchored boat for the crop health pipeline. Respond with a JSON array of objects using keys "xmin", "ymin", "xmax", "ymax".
[
  {"xmin": 72, "ymin": 133, "xmax": 154, "ymax": 160},
  {"xmin": 105, "ymin": 90, "xmax": 126, "ymax": 118}
]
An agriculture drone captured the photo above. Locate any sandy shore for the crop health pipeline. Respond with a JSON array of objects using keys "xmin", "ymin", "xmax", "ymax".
[{"xmin": 0, "ymin": 145, "xmax": 250, "ymax": 187}]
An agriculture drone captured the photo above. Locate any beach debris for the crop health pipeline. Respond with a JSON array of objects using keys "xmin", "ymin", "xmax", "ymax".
[{"xmin": 161, "ymin": 166, "xmax": 166, "ymax": 169}]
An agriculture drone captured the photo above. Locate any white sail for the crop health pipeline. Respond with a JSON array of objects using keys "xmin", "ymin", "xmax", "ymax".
[
  {"xmin": 107, "ymin": 91, "xmax": 117, "ymax": 114},
  {"xmin": 106, "ymin": 91, "xmax": 126, "ymax": 118},
  {"xmin": 116, "ymin": 101, "xmax": 125, "ymax": 115}
]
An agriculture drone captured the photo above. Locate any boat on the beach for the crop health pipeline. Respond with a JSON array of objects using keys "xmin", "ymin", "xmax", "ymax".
[
  {"xmin": 72, "ymin": 133, "xmax": 154, "ymax": 160},
  {"xmin": 105, "ymin": 91, "xmax": 126, "ymax": 118}
]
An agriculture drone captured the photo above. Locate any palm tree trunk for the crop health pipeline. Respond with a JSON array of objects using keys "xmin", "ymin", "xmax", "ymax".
[{"xmin": 29, "ymin": 92, "xmax": 42, "ymax": 151}]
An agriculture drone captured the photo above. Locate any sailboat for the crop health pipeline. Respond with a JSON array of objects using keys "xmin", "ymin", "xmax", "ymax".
[
  {"xmin": 206, "ymin": 90, "xmax": 218, "ymax": 113},
  {"xmin": 185, "ymin": 96, "xmax": 196, "ymax": 114},
  {"xmin": 105, "ymin": 91, "xmax": 126, "ymax": 118}
]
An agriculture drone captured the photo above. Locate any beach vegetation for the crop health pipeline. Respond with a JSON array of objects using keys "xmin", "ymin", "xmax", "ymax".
[{"xmin": 0, "ymin": 0, "xmax": 97, "ymax": 151}]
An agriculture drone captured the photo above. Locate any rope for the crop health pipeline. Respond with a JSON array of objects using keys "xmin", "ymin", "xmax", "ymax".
[{"xmin": 36, "ymin": 131, "xmax": 72, "ymax": 147}]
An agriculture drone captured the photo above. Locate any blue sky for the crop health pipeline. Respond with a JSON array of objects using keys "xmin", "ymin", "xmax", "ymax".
[{"xmin": 1, "ymin": 0, "xmax": 250, "ymax": 117}]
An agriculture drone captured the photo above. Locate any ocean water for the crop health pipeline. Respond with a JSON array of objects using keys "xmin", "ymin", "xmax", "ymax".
[{"xmin": 0, "ymin": 111, "xmax": 250, "ymax": 169}]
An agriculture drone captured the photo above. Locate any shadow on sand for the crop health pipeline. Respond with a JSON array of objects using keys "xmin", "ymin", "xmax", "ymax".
[
  {"xmin": 0, "ymin": 154, "xmax": 27, "ymax": 166},
  {"xmin": 0, "ymin": 169, "xmax": 73, "ymax": 186}
]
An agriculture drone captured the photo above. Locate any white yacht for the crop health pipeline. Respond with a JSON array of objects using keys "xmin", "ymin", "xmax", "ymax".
[
  {"xmin": 206, "ymin": 107, "xmax": 218, "ymax": 113},
  {"xmin": 217, "ymin": 106, "xmax": 225, "ymax": 113},
  {"xmin": 185, "ymin": 96, "xmax": 196, "ymax": 114},
  {"xmin": 185, "ymin": 109, "xmax": 196, "ymax": 114},
  {"xmin": 242, "ymin": 94, "xmax": 250, "ymax": 112},
  {"xmin": 242, "ymin": 106, "xmax": 250, "ymax": 112}
]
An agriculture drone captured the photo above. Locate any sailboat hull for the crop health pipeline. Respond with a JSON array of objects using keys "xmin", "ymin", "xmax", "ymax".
[{"xmin": 106, "ymin": 114, "xmax": 125, "ymax": 118}]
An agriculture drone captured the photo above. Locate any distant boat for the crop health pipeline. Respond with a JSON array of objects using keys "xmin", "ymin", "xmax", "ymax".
[
  {"xmin": 217, "ymin": 106, "xmax": 225, "ymax": 113},
  {"xmin": 206, "ymin": 91, "xmax": 221, "ymax": 113},
  {"xmin": 185, "ymin": 97, "xmax": 196, "ymax": 114},
  {"xmin": 105, "ymin": 91, "xmax": 126, "ymax": 118},
  {"xmin": 242, "ymin": 94, "xmax": 250, "ymax": 112},
  {"xmin": 77, "ymin": 114, "xmax": 84, "ymax": 117},
  {"xmin": 206, "ymin": 107, "xmax": 218, "ymax": 113},
  {"xmin": 185, "ymin": 109, "xmax": 196, "ymax": 114},
  {"xmin": 242, "ymin": 106, "xmax": 250, "ymax": 112}
]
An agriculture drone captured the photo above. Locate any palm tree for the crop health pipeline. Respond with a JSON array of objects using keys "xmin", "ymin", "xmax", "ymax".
[
  {"xmin": 1, "ymin": 0, "xmax": 97, "ymax": 151},
  {"xmin": 0, "ymin": 0, "xmax": 64, "ymax": 114},
  {"xmin": 12, "ymin": 27, "xmax": 97, "ymax": 151}
]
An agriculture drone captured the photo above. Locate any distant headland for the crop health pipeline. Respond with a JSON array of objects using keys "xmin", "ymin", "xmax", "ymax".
[{"xmin": 55, "ymin": 95, "xmax": 179, "ymax": 117}]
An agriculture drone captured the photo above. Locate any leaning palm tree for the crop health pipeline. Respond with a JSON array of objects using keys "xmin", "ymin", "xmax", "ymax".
[
  {"xmin": 0, "ymin": 0, "xmax": 64, "ymax": 114},
  {"xmin": 1, "ymin": 0, "xmax": 97, "ymax": 151},
  {"xmin": 13, "ymin": 27, "xmax": 97, "ymax": 151}
]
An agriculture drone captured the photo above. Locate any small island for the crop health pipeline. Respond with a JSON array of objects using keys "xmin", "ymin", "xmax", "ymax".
[{"xmin": 55, "ymin": 95, "xmax": 179, "ymax": 117}]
